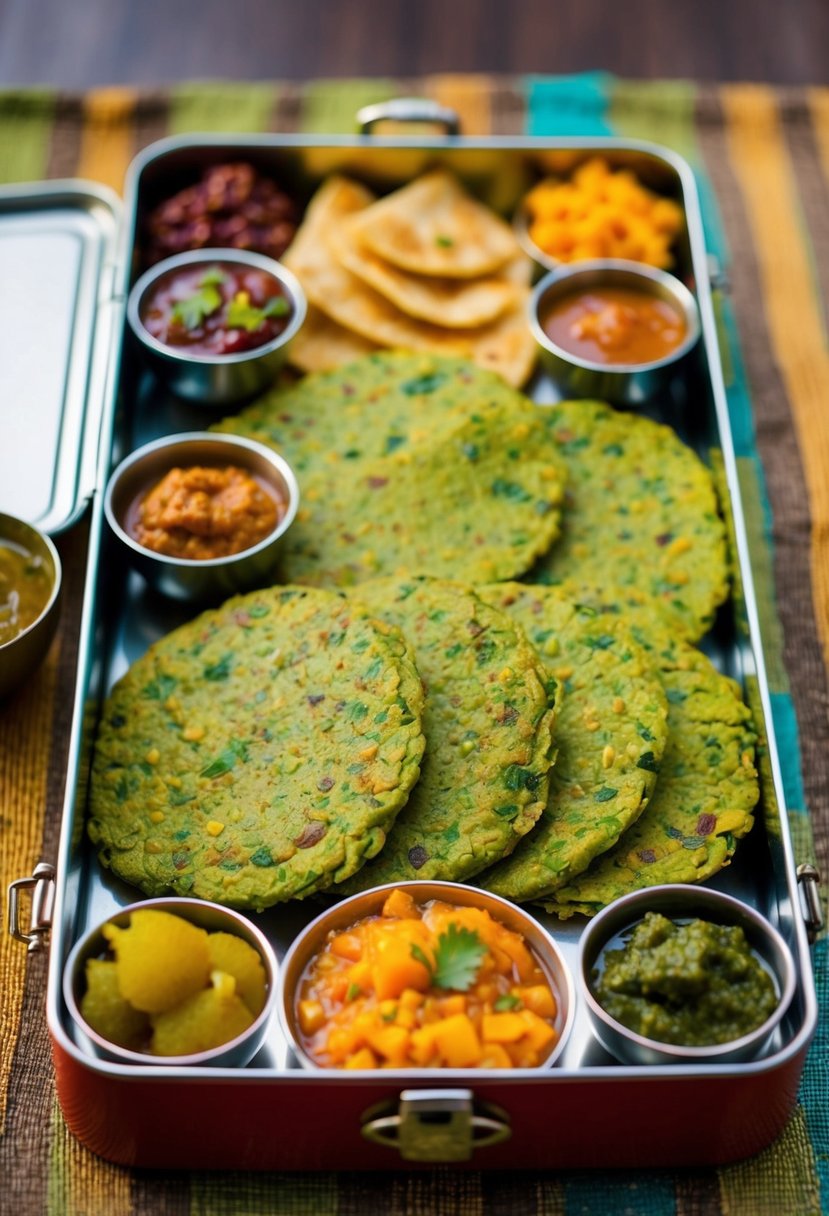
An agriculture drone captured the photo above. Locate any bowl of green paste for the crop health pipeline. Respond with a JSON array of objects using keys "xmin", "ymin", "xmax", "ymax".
[{"xmin": 580, "ymin": 885, "xmax": 797, "ymax": 1065}]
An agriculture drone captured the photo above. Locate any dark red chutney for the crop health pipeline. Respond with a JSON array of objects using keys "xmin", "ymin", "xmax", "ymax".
[{"xmin": 140, "ymin": 262, "xmax": 292, "ymax": 356}]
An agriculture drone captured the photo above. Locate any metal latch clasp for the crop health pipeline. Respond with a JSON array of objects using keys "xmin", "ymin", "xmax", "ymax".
[
  {"xmin": 797, "ymin": 863, "xmax": 823, "ymax": 944},
  {"xmin": 361, "ymin": 1089, "xmax": 511, "ymax": 1163},
  {"xmin": 7, "ymin": 862, "xmax": 55, "ymax": 953}
]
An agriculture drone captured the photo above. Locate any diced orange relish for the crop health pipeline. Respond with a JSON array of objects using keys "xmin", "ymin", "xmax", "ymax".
[{"xmin": 295, "ymin": 889, "xmax": 560, "ymax": 1069}]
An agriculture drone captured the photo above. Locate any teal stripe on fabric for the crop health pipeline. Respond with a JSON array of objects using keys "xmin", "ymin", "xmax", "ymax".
[
  {"xmin": 563, "ymin": 1175, "xmax": 676, "ymax": 1216},
  {"xmin": 800, "ymin": 938, "xmax": 829, "ymax": 1201},
  {"xmin": 770, "ymin": 692, "xmax": 808, "ymax": 813},
  {"xmin": 526, "ymin": 73, "xmax": 613, "ymax": 137}
]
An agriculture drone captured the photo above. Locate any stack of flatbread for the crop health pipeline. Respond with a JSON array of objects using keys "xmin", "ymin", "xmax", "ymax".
[{"xmin": 283, "ymin": 169, "xmax": 537, "ymax": 387}]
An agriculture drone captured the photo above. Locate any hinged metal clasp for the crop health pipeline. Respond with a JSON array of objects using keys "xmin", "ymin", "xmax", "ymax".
[
  {"xmin": 7, "ymin": 862, "xmax": 56, "ymax": 953},
  {"xmin": 361, "ymin": 1088, "xmax": 510, "ymax": 1163},
  {"xmin": 797, "ymin": 863, "xmax": 823, "ymax": 944},
  {"xmin": 707, "ymin": 253, "xmax": 731, "ymax": 295}
]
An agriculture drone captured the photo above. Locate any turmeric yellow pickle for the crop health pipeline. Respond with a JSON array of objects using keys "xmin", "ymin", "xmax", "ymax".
[{"xmin": 295, "ymin": 888, "xmax": 562, "ymax": 1070}]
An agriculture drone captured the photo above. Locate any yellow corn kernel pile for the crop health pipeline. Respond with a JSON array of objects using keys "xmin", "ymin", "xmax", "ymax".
[{"xmin": 525, "ymin": 158, "xmax": 683, "ymax": 268}]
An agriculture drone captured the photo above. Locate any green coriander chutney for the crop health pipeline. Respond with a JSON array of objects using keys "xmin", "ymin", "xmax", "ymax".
[{"xmin": 593, "ymin": 911, "xmax": 778, "ymax": 1047}]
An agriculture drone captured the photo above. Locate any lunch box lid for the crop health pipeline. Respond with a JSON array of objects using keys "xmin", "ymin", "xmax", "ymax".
[{"xmin": 0, "ymin": 180, "xmax": 123, "ymax": 535}]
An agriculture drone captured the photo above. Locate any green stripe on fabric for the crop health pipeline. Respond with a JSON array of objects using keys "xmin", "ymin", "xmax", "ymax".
[
  {"xmin": 526, "ymin": 72, "xmax": 612, "ymax": 137},
  {"xmin": 191, "ymin": 1172, "xmax": 338, "ymax": 1216},
  {"xmin": 169, "ymin": 83, "xmax": 277, "ymax": 135},
  {"xmin": 735, "ymin": 456, "xmax": 787, "ymax": 689},
  {"xmin": 0, "ymin": 89, "xmax": 55, "ymax": 183},
  {"xmin": 718, "ymin": 1105, "xmax": 821, "ymax": 1215},
  {"xmin": 609, "ymin": 78, "xmax": 729, "ymax": 264},
  {"xmin": 563, "ymin": 1174, "xmax": 676, "ymax": 1216},
  {"xmin": 300, "ymin": 79, "xmax": 400, "ymax": 134}
]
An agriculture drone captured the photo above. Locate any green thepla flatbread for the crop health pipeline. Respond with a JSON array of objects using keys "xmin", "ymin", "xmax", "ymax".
[
  {"xmin": 213, "ymin": 351, "xmax": 566, "ymax": 587},
  {"xmin": 476, "ymin": 583, "xmax": 668, "ymax": 902},
  {"xmin": 529, "ymin": 399, "xmax": 728, "ymax": 640},
  {"xmin": 539, "ymin": 618, "xmax": 758, "ymax": 919},
  {"xmin": 335, "ymin": 577, "xmax": 556, "ymax": 889},
  {"xmin": 89, "ymin": 586, "xmax": 426, "ymax": 909}
]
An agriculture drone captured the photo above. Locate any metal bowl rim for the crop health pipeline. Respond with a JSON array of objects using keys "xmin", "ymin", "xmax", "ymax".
[
  {"xmin": 578, "ymin": 884, "xmax": 798, "ymax": 1062},
  {"xmin": 126, "ymin": 247, "xmax": 307, "ymax": 366},
  {"xmin": 63, "ymin": 895, "xmax": 278, "ymax": 1067},
  {"xmin": 103, "ymin": 430, "xmax": 300, "ymax": 570},
  {"xmin": 0, "ymin": 512, "xmax": 62, "ymax": 652},
  {"xmin": 528, "ymin": 258, "xmax": 701, "ymax": 374},
  {"xmin": 277, "ymin": 878, "xmax": 576, "ymax": 1073}
]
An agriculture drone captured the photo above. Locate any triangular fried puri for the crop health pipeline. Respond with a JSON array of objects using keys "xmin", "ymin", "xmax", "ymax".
[
  {"xmin": 330, "ymin": 216, "xmax": 524, "ymax": 329},
  {"xmin": 283, "ymin": 176, "xmax": 537, "ymax": 387},
  {"xmin": 347, "ymin": 167, "xmax": 521, "ymax": 277},
  {"xmin": 289, "ymin": 304, "xmax": 380, "ymax": 374}
]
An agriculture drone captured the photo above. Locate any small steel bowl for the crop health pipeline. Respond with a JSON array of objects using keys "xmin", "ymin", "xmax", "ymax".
[
  {"xmin": 580, "ymin": 885, "xmax": 797, "ymax": 1067},
  {"xmin": 0, "ymin": 512, "xmax": 62, "ymax": 699},
  {"xmin": 63, "ymin": 896, "xmax": 278, "ymax": 1068},
  {"xmin": 126, "ymin": 248, "xmax": 307, "ymax": 405},
  {"xmin": 513, "ymin": 203, "xmax": 561, "ymax": 279},
  {"xmin": 529, "ymin": 259, "xmax": 700, "ymax": 406},
  {"xmin": 104, "ymin": 431, "xmax": 299, "ymax": 602},
  {"xmin": 278, "ymin": 880, "xmax": 575, "ymax": 1071}
]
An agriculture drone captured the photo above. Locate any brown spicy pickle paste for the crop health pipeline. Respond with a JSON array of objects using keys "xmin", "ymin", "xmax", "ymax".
[{"xmin": 131, "ymin": 465, "xmax": 283, "ymax": 560}]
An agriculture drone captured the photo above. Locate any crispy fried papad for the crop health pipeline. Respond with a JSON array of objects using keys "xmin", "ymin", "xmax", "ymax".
[
  {"xmin": 89, "ymin": 586, "xmax": 426, "ymax": 909},
  {"xmin": 282, "ymin": 176, "xmax": 536, "ymax": 386},
  {"xmin": 345, "ymin": 167, "xmax": 521, "ymax": 278},
  {"xmin": 529, "ymin": 400, "xmax": 728, "ymax": 641},
  {"xmin": 537, "ymin": 609, "xmax": 758, "ymax": 919},
  {"xmin": 334, "ymin": 577, "xmax": 557, "ymax": 889},
  {"xmin": 213, "ymin": 351, "xmax": 566, "ymax": 587},
  {"xmin": 475, "ymin": 583, "xmax": 668, "ymax": 902}
]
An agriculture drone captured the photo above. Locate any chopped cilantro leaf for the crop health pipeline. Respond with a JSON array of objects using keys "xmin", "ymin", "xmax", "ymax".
[{"xmin": 410, "ymin": 925, "xmax": 487, "ymax": 991}]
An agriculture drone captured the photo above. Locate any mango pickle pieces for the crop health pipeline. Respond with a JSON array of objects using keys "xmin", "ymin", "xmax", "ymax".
[
  {"xmin": 103, "ymin": 909, "xmax": 211, "ymax": 1013},
  {"xmin": 150, "ymin": 971, "xmax": 255, "ymax": 1057},
  {"xmin": 80, "ymin": 910, "xmax": 269, "ymax": 1058}
]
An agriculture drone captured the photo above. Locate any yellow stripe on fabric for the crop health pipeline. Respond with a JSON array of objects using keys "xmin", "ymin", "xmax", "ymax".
[
  {"xmin": 723, "ymin": 85, "xmax": 829, "ymax": 668},
  {"xmin": 718, "ymin": 1105, "xmax": 822, "ymax": 1215},
  {"xmin": 76, "ymin": 87, "xmax": 137, "ymax": 195},
  {"xmin": 169, "ymin": 83, "xmax": 277, "ymax": 135},
  {"xmin": 0, "ymin": 650, "xmax": 58, "ymax": 1134},
  {"xmin": 426, "ymin": 74, "xmax": 493, "ymax": 135},
  {"xmin": 47, "ymin": 1099, "xmax": 132, "ymax": 1216}
]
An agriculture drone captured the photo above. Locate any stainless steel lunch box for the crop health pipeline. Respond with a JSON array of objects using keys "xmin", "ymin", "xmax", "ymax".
[{"xmin": 4, "ymin": 103, "xmax": 819, "ymax": 1171}]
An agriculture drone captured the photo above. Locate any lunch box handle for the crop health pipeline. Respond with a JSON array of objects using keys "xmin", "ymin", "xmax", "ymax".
[
  {"xmin": 361, "ymin": 1088, "xmax": 510, "ymax": 1163},
  {"xmin": 357, "ymin": 98, "xmax": 461, "ymax": 137},
  {"xmin": 7, "ymin": 862, "xmax": 55, "ymax": 954}
]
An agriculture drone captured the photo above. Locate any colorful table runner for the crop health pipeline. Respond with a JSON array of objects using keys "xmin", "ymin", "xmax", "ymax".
[{"xmin": 0, "ymin": 75, "xmax": 826, "ymax": 1215}]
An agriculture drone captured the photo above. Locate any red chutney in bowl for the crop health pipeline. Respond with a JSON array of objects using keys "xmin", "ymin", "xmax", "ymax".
[{"xmin": 140, "ymin": 261, "xmax": 293, "ymax": 357}]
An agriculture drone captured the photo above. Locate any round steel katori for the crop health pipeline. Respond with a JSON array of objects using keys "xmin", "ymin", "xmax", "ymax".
[
  {"xmin": 528, "ymin": 258, "xmax": 701, "ymax": 405},
  {"xmin": 579, "ymin": 884, "xmax": 797, "ymax": 1067},
  {"xmin": 126, "ymin": 247, "xmax": 307, "ymax": 406},
  {"xmin": 0, "ymin": 512, "xmax": 62, "ymax": 699},
  {"xmin": 63, "ymin": 896, "xmax": 278, "ymax": 1068},
  {"xmin": 278, "ymin": 879, "xmax": 576, "ymax": 1073},
  {"xmin": 103, "ymin": 430, "xmax": 299, "ymax": 602}
]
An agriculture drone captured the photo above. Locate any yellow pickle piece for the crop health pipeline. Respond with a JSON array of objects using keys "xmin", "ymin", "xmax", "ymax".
[
  {"xmin": 80, "ymin": 958, "xmax": 150, "ymax": 1051},
  {"xmin": 103, "ymin": 909, "xmax": 211, "ymax": 1013},
  {"xmin": 206, "ymin": 931, "xmax": 267, "ymax": 1016},
  {"xmin": 150, "ymin": 970, "xmax": 255, "ymax": 1056}
]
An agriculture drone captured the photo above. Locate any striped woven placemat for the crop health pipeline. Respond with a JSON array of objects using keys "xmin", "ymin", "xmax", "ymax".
[{"xmin": 0, "ymin": 75, "xmax": 826, "ymax": 1216}]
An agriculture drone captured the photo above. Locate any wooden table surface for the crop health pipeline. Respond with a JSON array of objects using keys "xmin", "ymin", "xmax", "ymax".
[{"xmin": 0, "ymin": 0, "xmax": 827, "ymax": 87}]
